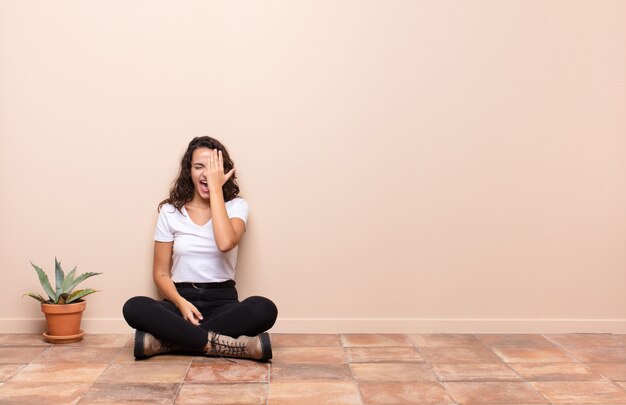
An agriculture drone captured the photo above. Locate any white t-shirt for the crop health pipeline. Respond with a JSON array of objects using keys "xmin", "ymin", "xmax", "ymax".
[{"xmin": 154, "ymin": 197, "xmax": 249, "ymax": 283}]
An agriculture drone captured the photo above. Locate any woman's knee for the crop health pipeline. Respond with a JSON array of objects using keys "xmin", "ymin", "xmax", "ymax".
[
  {"xmin": 243, "ymin": 296, "xmax": 278, "ymax": 323},
  {"xmin": 122, "ymin": 296, "xmax": 154, "ymax": 324}
]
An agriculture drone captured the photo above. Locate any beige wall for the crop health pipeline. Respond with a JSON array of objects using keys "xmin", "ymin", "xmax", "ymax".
[{"xmin": 1, "ymin": 0, "xmax": 625, "ymax": 334}]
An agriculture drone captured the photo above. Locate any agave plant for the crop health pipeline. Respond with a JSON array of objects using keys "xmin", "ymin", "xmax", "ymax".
[{"xmin": 24, "ymin": 258, "xmax": 102, "ymax": 304}]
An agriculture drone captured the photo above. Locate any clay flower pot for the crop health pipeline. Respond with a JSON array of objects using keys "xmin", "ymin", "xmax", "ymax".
[
  {"xmin": 25, "ymin": 258, "xmax": 101, "ymax": 344},
  {"xmin": 41, "ymin": 300, "xmax": 86, "ymax": 343}
]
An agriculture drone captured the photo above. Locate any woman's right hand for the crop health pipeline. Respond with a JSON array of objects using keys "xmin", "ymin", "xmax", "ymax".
[{"xmin": 176, "ymin": 298, "xmax": 204, "ymax": 325}]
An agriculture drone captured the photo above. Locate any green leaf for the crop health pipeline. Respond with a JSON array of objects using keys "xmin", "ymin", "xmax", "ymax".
[
  {"xmin": 61, "ymin": 265, "xmax": 77, "ymax": 294},
  {"xmin": 66, "ymin": 272, "xmax": 102, "ymax": 292},
  {"xmin": 22, "ymin": 292, "xmax": 49, "ymax": 303},
  {"xmin": 54, "ymin": 257, "xmax": 65, "ymax": 299},
  {"xmin": 30, "ymin": 261, "xmax": 57, "ymax": 303},
  {"xmin": 65, "ymin": 289, "xmax": 100, "ymax": 303}
]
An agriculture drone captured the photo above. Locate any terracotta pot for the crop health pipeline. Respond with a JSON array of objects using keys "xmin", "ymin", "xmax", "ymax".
[{"xmin": 41, "ymin": 300, "xmax": 86, "ymax": 343}]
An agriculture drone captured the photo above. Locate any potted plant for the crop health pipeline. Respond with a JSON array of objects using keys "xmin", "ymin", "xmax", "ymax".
[{"xmin": 24, "ymin": 257, "xmax": 102, "ymax": 343}]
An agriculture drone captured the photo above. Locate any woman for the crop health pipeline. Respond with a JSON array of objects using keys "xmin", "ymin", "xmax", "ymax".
[{"xmin": 123, "ymin": 136, "xmax": 277, "ymax": 361}]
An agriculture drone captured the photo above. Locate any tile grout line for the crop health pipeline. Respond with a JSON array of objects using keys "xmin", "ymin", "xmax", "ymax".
[
  {"xmin": 266, "ymin": 354, "xmax": 272, "ymax": 405},
  {"xmin": 422, "ymin": 341, "xmax": 461, "ymax": 404},
  {"xmin": 472, "ymin": 334, "xmax": 557, "ymax": 404},
  {"xmin": 543, "ymin": 333, "xmax": 626, "ymax": 395},
  {"xmin": 2, "ymin": 343, "xmax": 53, "ymax": 384},
  {"xmin": 474, "ymin": 334, "xmax": 607, "ymax": 404},
  {"xmin": 73, "ymin": 344, "xmax": 125, "ymax": 405},
  {"xmin": 408, "ymin": 333, "xmax": 462, "ymax": 404},
  {"xmin": 473, "ymin": 333, "xmax": 535, "ymax": 385},
  {"xmin": 171, "ymin": 358, "xmax": 193, "ymax": 405},
  {"xmin": 544, "ymin": 332, "xmax": 626, "ymax": 388},
  {"xmin": 541, "ymin": 333, "xmax": 587, "ymax": 364},
  {"xmin": 344, "ymin": 333, "xmax": 452, "ymax": 404},
  {"xmin": 342, "ymin": 335, "xmax": 358, "ymax": 405},
  {"xmin": 346, "ymin": 351, "xmax": 366, "ymax": 404},
  {"xmin": 540, "ymin": 332, "xmax": 626, "ymax": 387},
  {"xmin": 2, "ymin": 363, "xmax": 28, "ymax": 384},
  {"xmin": 341, "ymin": 334, "xmax": 365, "ymax": 405},
  {"xmin": 412, "ymin": 334, "xmax": 555, "ymax": 404},
  {"xmin": 541, "ymin": 334, "xmax": 621, "ymax": 388}
]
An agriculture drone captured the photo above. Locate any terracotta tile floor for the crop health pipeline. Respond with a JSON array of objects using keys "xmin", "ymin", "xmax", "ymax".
[{"xmin": 1, "ymin": 333, "xmax": 626, "ymax": 404}]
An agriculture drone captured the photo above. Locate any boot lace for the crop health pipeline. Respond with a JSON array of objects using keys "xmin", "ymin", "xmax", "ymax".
[
  {"xmin": 154, "ymin": 340, "xmax": 176, "ymax": 355},
  {"xmin": 208, "ymin": 332, "xmax": 247, "ymax": 362}
]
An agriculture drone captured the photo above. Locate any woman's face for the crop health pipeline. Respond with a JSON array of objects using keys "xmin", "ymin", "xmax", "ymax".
[{"xmin": 190, "ymin": 147, "xmax": 213, "ymax": 199}]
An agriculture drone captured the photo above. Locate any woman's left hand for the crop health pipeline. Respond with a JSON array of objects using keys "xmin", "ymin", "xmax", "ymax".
[{"xmin": 205, "ymin": 149, "xmax": 235, "ymax": 193}]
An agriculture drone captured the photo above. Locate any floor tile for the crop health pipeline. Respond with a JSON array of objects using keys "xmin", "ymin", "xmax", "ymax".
[
  {"xmin": 64, "ymin": 334, "xmax": 131, "ymax": 348},
  {"xmin": 185, "ymin": 362, "xmax": 269, "ymax": 383},
  {"xmin": 545, "ymin": 333, "xmax": 626, "ymax": 348},
  {"xmin": 0, "ymin": 382, "xmax": 90, "ymax": 404},
  {"xmin": 271, "ymin": 333, "xmax": 341, "ymax": 347},
  {"xmin": 491, "ymin": 346, "xmax": 577, "ymax": 363},
  {"xmin": 350, "ymin": 362, "xmax": 437, "ymax": 382},
  {"xmin": 358, "ymin": 381, "xmax": 454, "ymax": 404},
  {"xmin": 10, "ymin": 363, "xmax": 107, "ymax": 383},
  {"xmin": 0, "ymin": 334, "xmax": 51, "ymax": 347},
  {"xmin": 3, "ymin": 331, "xmax": 626, "ymax": 405},
  {"xmin": 508, "ymin": 362, "xmax": 605, "ymax": 382},
  {"xmin": 410, "ymin": 333, "xmax": 481, "ymax": 347},
  {"xmin": 477, "ymin": 334, "xmax": 556, "ymax": 347},
  {"xmin": 271, "ymin": 363, "xmax": 353, "ymax": 381},
  {"xmin": 590, "ymin": 363, "xmax": 626, "ymax": 381},
  {"xmin": 268, "ymin": 381, "xmax": 361, "ymax": 405},
  {"xmin": 80, "ymin": 383, "xmax": 179, "ymax": 404},
  {"xmin": 444, "ymin": 381, "xmax": 550, "ymax": 404},
  {"xmin": 341, "ymin": 334, "xmax": 413, "ymax": 347},
  {"xmin": 96, "ymin": 363, "xmax": 188, "ymax": 383},
  {"xmin": 113, "ymin": 347, "xmax": 192, "ymax": 364},
  {"xmin": 176, "ymin": 383, "xmax": 267, "ymax": 404},
  {"xmin": 419, "ymin": 345, "xmax": 503, "ymax": 363},
  {"xmin": 432, "ymin": 363, "xmax": 521, "ymax": 382},
  {"xmin": 271, "ymin": 347, "xmax": 346, "ymax": 364},
  {"xmin": 564, "ymin": 346, "xmax": 626, "ymax": 363},
  {"xmin": 31, "ymin": 347, "xmax": 121, "ymax": 364},
  {"xmin": 347, "ymin": 347, "xmax": 423, "ymax": 363},
  {"xmin": 0, "ymin": 364, "xmax": 25, "ymax": 382},
  {"xmin": 124, "ymin": 335, "xmax": 134, "ymax": 348},
  {"xmin": 190, "ymin": 355, "xmax": 235, "ymax": 363},
  {"xmin": 0, "ymin": 347, "xmax": 48, "ymax": 363},
  {"xmin": 530, "ymin": 381, "xmax": 626, "ymax": 403}
]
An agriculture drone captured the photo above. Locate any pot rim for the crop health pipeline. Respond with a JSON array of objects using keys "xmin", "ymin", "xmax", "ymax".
[
  {"xmin": 41, "ymin": 300, "xmax": 86, "ymax": 314},
  {"xmin": 40, "ymin": 299, "xmax": 86, "ymax": 305}
]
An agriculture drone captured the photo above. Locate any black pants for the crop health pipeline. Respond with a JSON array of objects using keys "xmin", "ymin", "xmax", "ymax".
[{"xmin": 122, "ymin": 283, "xmax": 278, "ymax": 350}]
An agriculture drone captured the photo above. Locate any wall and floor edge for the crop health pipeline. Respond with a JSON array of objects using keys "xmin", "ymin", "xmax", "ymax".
[{"xmin": 2, "ymin": 318, "xmax": 626, "ymax": 334}]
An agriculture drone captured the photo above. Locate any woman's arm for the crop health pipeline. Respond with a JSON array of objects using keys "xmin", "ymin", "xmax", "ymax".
[
  {"xmin": 206, "ymin": 148, "xmax": 246, "ymax": 252},
  {"xmin": 152, "ymin": 241, "xmax": 203, "ymax": 325},
  {"xmin": 209, "ymin": 189, "xmax": 246, "ymax": 252}
]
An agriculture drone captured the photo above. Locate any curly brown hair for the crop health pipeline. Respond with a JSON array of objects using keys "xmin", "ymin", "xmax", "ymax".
[{"xmin": 158, "ymin": 136, "xmax": 241, "ymax": 212}]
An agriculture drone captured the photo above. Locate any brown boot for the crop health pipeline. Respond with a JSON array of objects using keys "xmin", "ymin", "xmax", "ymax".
[
  {"xmin": 205, "ymin": 331, "xmax": 272, "ymax": 362},
  {"xmin": 134, "ymin": 330, "xmax": 181, "ymax": 359}
]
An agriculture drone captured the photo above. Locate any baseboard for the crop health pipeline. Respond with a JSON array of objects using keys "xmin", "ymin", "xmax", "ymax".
[
  {"xmin": 2, "ymin": 317, "xmax": 626, "ymax": 334},
  {"xmin": 273, "ymin": 318, "xmax": 626, "ymax": 334},
  {"xmin": 0, "ymin": 318, "xmax": 134, "ymax": 334}
]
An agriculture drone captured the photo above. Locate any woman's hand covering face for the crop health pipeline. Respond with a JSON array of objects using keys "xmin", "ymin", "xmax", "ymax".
[{"xmin": 205, "ymin": 149, "xmax": 235, "ymax": 193}]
